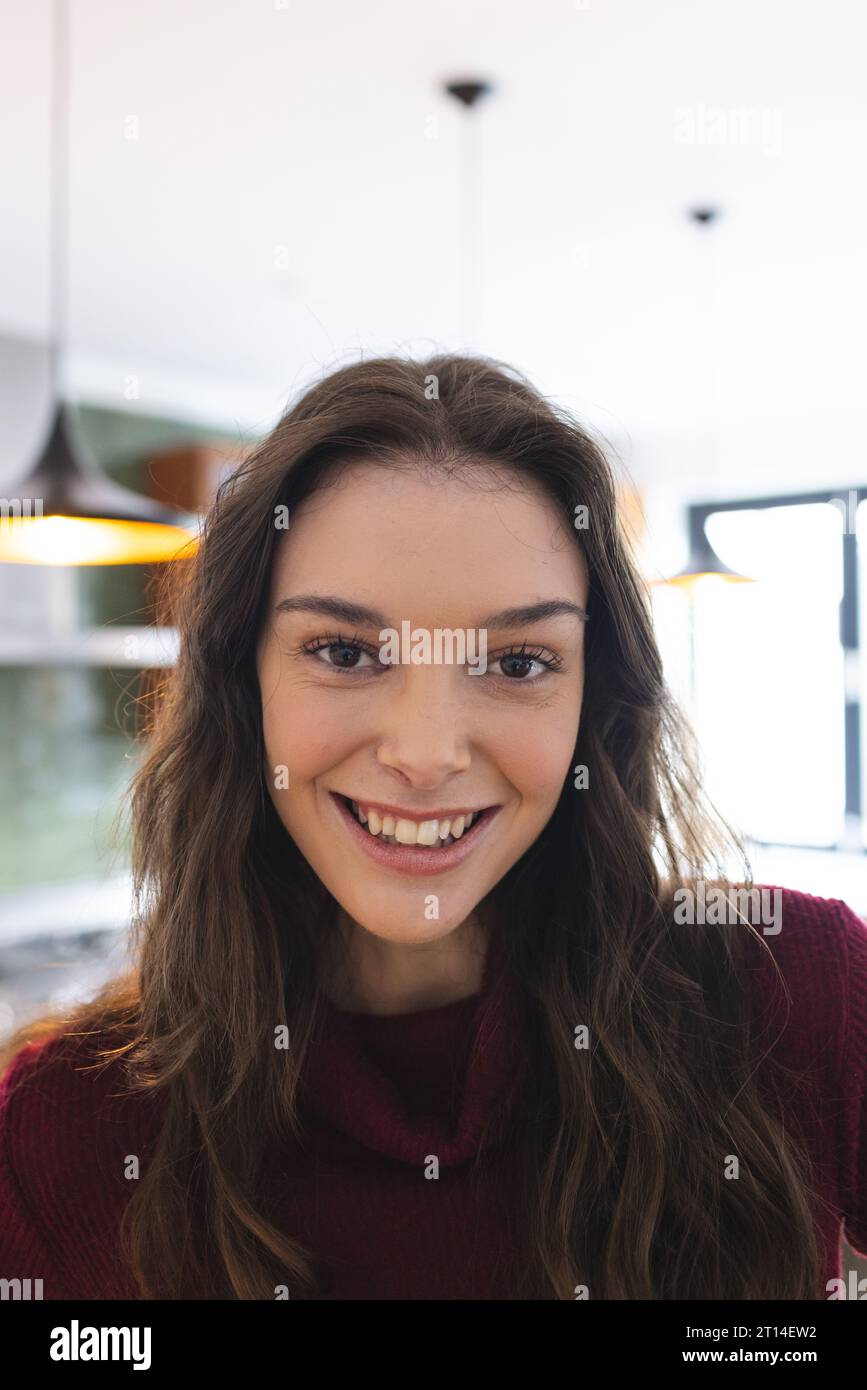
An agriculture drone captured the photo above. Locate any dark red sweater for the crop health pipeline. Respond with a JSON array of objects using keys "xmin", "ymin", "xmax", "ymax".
[{"xmin": 1, "ymin": 886, "xmax": 865, "ymax": 1299}]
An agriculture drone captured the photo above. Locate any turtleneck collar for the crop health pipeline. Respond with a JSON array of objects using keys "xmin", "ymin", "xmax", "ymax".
[{"xmin": 300, "ymin": 928, "xmax": 527, "ymax": 1167}]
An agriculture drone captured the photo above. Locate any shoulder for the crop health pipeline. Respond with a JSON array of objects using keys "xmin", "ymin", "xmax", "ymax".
[
  {"xmin": 739, "ymin": 885, "xmax": 867, "ymax": 1254},
  {"xmin": 738, "ymin": 884, "xmax": 867, "ymax": 1069},
  {"xmin": 740, "ymin": 884, "xmax": 865, "ymax": 1040},
  {"xmin": 1, "ymin": 1024, "xmax": 163, "ymax": 1189},
  {"xmin": 0, "ymin": 1026, "xmax": 165, "ymax": 1293},
  {"xmin": 734, "ymin": 885, "xmax": 865, "ymax": 1108}
]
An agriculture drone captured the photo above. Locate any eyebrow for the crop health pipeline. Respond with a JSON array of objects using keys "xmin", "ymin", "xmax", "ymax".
[{"xmin": 274, "ymin": 594, "xmax": 588, "ymax": 626}]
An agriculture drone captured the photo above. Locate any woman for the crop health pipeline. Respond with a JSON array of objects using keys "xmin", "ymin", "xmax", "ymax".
[{"xmin": 1, "ymin": 352, "xmax": 864, "ymax": 1300}]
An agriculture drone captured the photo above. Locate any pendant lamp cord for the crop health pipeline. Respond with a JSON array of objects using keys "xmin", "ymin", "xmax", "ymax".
[
  {"xmin": 458, "ymin": 112, "xmax": 478, "ymax": 347},
  {"xmin": 50, "ymin": 0, "xmax": 68, "ymax": 404}
]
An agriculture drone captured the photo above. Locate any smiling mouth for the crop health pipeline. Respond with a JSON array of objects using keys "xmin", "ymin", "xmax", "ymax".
[{"xmin": 338, "ymin": 794, "xmax": 493, "ymax": 849}]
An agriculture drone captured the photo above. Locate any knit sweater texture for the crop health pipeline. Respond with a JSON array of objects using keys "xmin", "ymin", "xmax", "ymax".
[{"xmin": 1, "ymin": 885, "xmax": 865, "ymax": 1299}]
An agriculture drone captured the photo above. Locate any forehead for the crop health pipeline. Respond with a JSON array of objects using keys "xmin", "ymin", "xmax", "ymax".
[{"xmin": 268, "ymin": 460, "xmax": 588, "ymax": 607}]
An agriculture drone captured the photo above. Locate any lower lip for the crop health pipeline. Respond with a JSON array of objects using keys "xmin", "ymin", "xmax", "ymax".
[{"xmin": 329, "ymin": 793, "xmax": 501, "ymax": 877}]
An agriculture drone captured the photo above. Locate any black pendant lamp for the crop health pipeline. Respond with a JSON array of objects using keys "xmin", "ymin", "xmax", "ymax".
[
  {"xmin": 665, "ymin": 529, "xmax": 753, "ymax": 590},
  {"xmin": 0, "ymin": 0, "xmax": 197, "ymax": 566}
]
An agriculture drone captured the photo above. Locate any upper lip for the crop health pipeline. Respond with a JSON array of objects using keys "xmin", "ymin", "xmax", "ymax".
[{"xmin": 332, "ymin": 792, "xmax": 495, "ymax": 823}]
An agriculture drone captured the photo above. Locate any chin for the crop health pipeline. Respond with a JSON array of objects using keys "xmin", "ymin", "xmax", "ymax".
[{"xmin": 342, "ymin": 904, "xmax": 472, "ymax": 944}]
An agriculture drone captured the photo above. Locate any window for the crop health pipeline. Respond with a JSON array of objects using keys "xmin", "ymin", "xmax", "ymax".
[{"xmin": 651, "ymin": 488, "xmax": 867, "ymax": 853}]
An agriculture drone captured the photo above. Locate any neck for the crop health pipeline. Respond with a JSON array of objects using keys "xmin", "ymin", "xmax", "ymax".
[{"xmin": 323, "ymin": 907, "xmax": 490, "ymax": 1016}]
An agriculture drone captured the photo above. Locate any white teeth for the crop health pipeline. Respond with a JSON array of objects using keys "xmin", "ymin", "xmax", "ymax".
[
  {"xmin": 344, "ymin": 798, "xmax": 484, "ymax": 849},
  {"xmin": 417, "ymin": 819, "xmax": 440, "ymax": 846}
]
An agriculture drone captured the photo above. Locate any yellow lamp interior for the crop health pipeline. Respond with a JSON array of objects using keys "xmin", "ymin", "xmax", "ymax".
[
  {"xmin": 662, "ymin": 571, "xmax": 754, "ymax": 592},
  {"xmin": 0, "ymin": 514, "xmax": 199, "ymax": 565}
]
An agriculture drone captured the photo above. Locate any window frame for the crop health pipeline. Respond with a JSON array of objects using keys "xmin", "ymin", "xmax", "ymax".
[{"xmin": 687, "ymin": 486, "xmax": 866, "ymax": 855}]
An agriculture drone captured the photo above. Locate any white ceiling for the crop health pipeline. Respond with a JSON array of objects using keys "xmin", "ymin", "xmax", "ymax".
[{"xmin": 2, "ymin": 0, "xmax": 867, "ymax": 501}]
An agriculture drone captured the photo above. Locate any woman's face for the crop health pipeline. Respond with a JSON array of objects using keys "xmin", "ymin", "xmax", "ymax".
[{"xmin": 256, "ymin": 460, "xmax": 589, "ymax": 945}]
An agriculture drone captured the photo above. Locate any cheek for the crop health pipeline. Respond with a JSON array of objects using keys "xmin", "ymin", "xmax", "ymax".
[
  {"xmin": 260, "ymin": 679, "xmax": 356, "ymax": 787},
  {"xmin": 492, "ymin": 700, "xmax": 581, "ymax": 806}
]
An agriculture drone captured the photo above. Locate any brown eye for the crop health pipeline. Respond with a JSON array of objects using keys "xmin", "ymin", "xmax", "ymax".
[
  {"xmin": 322, "ymin": 643, "xmax": 364, "ymax": 669},
  {"xmin": 494, "ymin": 645, "xmax": 560, "ymax": 680},
  {"xmin": 302, "ymin": 634, "xmax": 382, "ymax": 672},
  {"xmin": 498, "ymin": 654, "xmax": 538, "ymax": 679}
]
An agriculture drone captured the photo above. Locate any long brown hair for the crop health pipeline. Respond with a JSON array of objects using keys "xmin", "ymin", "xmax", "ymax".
[{"xmin": 2, "ymin": 352, "xmax": 821, "ymax": 1298}]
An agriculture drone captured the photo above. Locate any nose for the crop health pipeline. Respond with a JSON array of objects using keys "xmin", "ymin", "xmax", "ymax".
[{"xmin": 374, "ymin": 666, "xmax": 472, "ymax": 786}]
